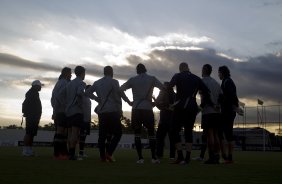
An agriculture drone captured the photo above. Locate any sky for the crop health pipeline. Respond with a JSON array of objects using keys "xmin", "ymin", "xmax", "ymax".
[{"xmin": 0, "ymin": 0, "xmax": 282, "ymax": 126}]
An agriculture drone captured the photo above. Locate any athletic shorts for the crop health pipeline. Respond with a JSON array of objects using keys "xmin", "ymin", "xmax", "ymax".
[
  {"xmin": 173, "ymin": 109, "xmax": 197, "ymax": 131},
  {"xmin": 54, "ymin": 112, "xmax": 68, "ymax": 128},
  {"xmin": 131, "ymin": 109, "xmax": 155, "ymax": 131},
  {"xmin": 218, "ymin": 111, "xmax": 236, "ymax": 141},
  {"xmin": 25, "ymin": 116, "xmax": 40, "ymax": 136},
  {"xmin": 67, "ymin": 113, "xmax": 84, "ymax": 128},
  {"xmin": 98, "ymin": 112, "xmax": 122, "ymax": 136},
  {"xmin": 201, "ymin": 113, "xmax": 221, "ymax": 129}
]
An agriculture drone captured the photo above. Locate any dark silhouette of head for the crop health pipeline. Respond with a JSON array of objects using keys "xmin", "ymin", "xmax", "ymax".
[
  {"xmin": 218, "ymin": 65, "xmax": 230, "ymax": 79},
  {"xmin": 31, "ymin": 80, "xmax": 42, "ymax": 91},
  {"xmin": 104, "ymin": 66, "xmax": 113, "ymax": 77},
  {"xmin": 179, "ymin": 62, "xmax": 189, "ymax": 72},
  {"xmin": 136, "ymin": 63, "xmax": 147, "ymax": 74},
  {"xmin": 59, "ymin": 67, "xmax": 72, "ymax": 80},
  {"xmin": 74, "ymin": 66, "xmax": 86, "ymax": 80},
  {"xmin": 202, "ymin": 64, "xmax": 212, "ymax": 77}
]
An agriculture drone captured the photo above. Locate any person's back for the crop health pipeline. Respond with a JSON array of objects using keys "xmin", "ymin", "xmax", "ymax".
[
  {"xmin": 220, "ymin": 77, "xmax": 238, "ymax": 112},
  {"xmin": 92, "ymin": 76, "xmax": 123, "ymax": 113},
  {"xmin": 124, "ymin": 73, "xmax": 162, "ymax": 110},
  {"xmin": 65, "ymin": 77, "xmax": 86, "ymax": 117},
  {"xmin": 202, "ymin": 76, "xmax": 221, "ymax": 115},
  {"xmin": 51, "ymin": 78, "xmax": 69, "ymax": 114}
]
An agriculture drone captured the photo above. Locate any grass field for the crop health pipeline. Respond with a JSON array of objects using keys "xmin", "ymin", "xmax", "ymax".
[{"xmin": 0, "ymin": 147, "xmax": 281, "ymax": 184}]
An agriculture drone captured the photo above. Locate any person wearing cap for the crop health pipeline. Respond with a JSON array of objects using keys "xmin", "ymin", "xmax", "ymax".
[
  {"xmin": 22, "ymin": 80, "xmax": 43, "ymax": 156},
  {"xmin": 120, "ymin": 63, "xmax": 164, "ymax": 164},
  {"xmin": 86, "ymin": 66, "xmax": 132, "ymax": 162},
  {"xmin": 51, "ymin": 67, "xmax": 72, "ymax": 159},
  {"xmin": 65, "ymin": 66, "xmax": 86, "ymax": 160}
]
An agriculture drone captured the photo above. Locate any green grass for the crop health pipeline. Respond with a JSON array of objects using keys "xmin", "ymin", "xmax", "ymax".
[{"xmin": 0, "ymin": 147, "xmax": 281, "ymax": 184}]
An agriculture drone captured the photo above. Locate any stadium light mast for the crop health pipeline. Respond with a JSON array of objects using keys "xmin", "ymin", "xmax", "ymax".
[{"xmin": 257, "ymin": 99, "xmax": 265, "ymax": 151}]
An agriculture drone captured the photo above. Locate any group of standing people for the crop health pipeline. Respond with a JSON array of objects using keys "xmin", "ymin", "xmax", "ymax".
[{"xmin": 22, "ymin": 61, "xmax": 241, "ymax": 165}]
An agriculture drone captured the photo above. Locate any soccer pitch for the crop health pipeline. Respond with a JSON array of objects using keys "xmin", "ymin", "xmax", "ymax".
[{"xmin": 0, "ymin": 147, "xmax": 281, "ymax": 184}]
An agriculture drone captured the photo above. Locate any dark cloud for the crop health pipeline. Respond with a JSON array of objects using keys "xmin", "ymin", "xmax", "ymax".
[
  {"xmin": 1, "ymin": 49, "xmax": 282, "ymax": 104},
  {"xmin": 125, "ymin": 48, "xmax": 282, "ymax": 104},
  {"xmin": 0, "ymin": 53, "xmax": 60, "ymax": 71}
]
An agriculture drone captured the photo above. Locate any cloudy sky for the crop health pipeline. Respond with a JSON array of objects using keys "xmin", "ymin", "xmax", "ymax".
[{"xmin": 0, "ymin": 0, "xmax": 282, "ymax": 126}]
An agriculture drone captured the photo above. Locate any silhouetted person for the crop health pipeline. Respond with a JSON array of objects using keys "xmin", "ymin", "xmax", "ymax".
[
  {"xmin": 169, "ymin": 62, "xmax": 211, "ymax": 165},
  {"xmin": 218, "ymin": 65, "xmax": 239, "ymax": 163},
  {"xmin": 86, "ymin": 66, "xmax": 131, "ymax": 162},
  {"xmin": 154, "ymin": 82, "xmax": 176, "ymax": 160},
  {"xmin": 120, "ymin": 63, "xmax": 164, "ymax": 164},
  {"xmin": 51, "ymin": 67, "xmax": 72, "ymax": 160},
  {"xmin": 22, "ymin": 80, "xmax": 43, "ymax": 156},
  {"xmin": 200, "ymin": 64, "xmax": 222, "ymax": 164},
  {"xmin": 65, "ymin": 66, "xmax": 86, "ymax": 160}
]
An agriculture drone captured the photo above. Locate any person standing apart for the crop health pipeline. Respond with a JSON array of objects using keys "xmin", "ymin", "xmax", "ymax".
[
  {"xmin": 22, "ymin": 80, "xmax": 43, "ymax": 156},
  {"xmin": 169, "ymin": 62, "xmax": 211, "ymax": 165},
  {"xmin": 120, "ymin": 63, "xmax": 164, "ymax": 164},
  {"xmin": 65, "ymin": 66, "xmax": 86, "ymax": 160},
  {"xmin": 51, "ymin": 67, "xmax": 72, "ymax": 159},
  {"xmin": 218, "ymin": 65, "xmax": 239, "ymax": 164},
  {"xmin": 200, "ymin": 64, "xmax": 222, "ymax": 164},
  {"xmin": 86, "ymin": 66, "xmax": 132, "ymax": 162}
]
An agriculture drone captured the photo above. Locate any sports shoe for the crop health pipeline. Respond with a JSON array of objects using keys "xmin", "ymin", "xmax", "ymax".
[
  {"xmin": 136, "ymin": 159, "xmax": 144, "ymax": 164},
  {"xmin": 179, "ymin": 160, "xmax": 188, "ymax": 165},
  {"xmin": 106, "ymin": 154, "xmax": 116, "ymax": 162},
  {"xmin": 224, "ymin": 160, "xmax": 234, "ymax": 164},
  {"xmin": 22, "ymin": 150, "xmax": 35, "ymax": 157},
  {"xmin": 78, "ymin": 153, "xmax": 88, "ymax": 158},
  {"xmin": 151, "ymin": 159, "xmax": 160, "ymax": 164},
  {"xmin": 170, "ymin": 159, "xmax": 184, "ymax": 164},
  {"xmin": 54, "ymin": 154, "xmax": 69, "ymax": 160},
  {"xmin": 192, "ymin": 157, "xmax": 203, "ymax": 161}
]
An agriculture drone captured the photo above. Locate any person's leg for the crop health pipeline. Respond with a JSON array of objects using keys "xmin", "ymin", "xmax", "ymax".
[
  {"xmin": 53, "ymin": 113, "xmax": 67, "ymax": 157},
  {"xmin": 199, "ymin": 128, "xmax": 207, "ymax": 159},
  {"xmin": 68, "ymin": 114, "xmax": 82, "ymax": 160},
  {"xmin": 79, "ymin": 134, "xmax": 86, "ymax": 156},
  {"xmin": 184, "ymin": 128, "xmax": 193, "ymax": 163},
  {"xmin": 171, "ymin": 110, "xmax": 184, "ymax": 163},
  {"xmin": 107, "ymin": 112, "xmax": 122, "ymax": 158},
  {"xmin": 218, "ymin": 114, "xmax": 227, "ymax": 161},
  {"xmin": 69, "ymin": 126, "xmax": 80, "ymax": 159},
  {"xmin": 167, "ymin": 112, "xmax": 175, "ymax": 159},
  {"xmin": 225, "ymin": 111, "xmax": 236, "ymax": 163},
  {"xmin": 143, "ymin": 110, "xmax": 158, "ymax": 162},
  {"xmin": 98, "ymin": 114, "xmax": 107, "ymax": 160},
  {"xmin": 156, "ymin": 122, "xmax": 167, "ymax": 159},
  {"xmin": 54, "ymin": 126, "xmax": 66, "ymax": 157},
  {"xmin": 132, "ymin": 110, "xmax": 143, "ymax": 161},
  {"xmin": 183, "ymin": 112, "xmax": 197, "ymax": 163}
]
